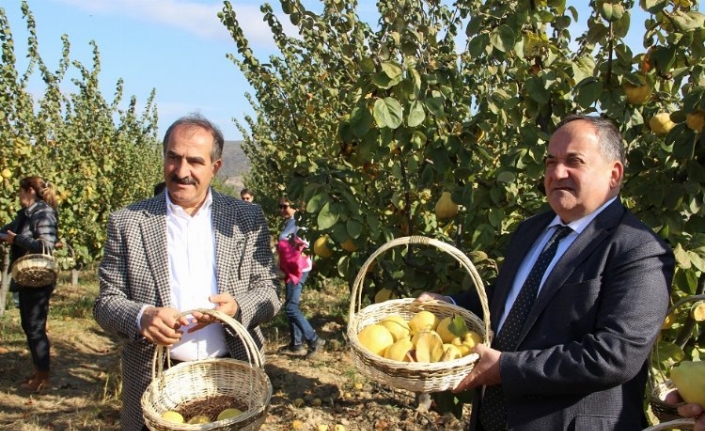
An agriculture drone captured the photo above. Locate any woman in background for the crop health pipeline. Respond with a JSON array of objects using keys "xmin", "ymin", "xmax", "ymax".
[{"xmin": 1, "ymin": 176, "xmax": 59, "ymax": 392}]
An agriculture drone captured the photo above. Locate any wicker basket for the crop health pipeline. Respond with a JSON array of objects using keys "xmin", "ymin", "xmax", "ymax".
[
  {"xmin": 649, "ymin": 294, "xmax": 705, "ymax": 422},
  {"xmin": 11, "ymin": 243, "xmax": 58, "ymax": 288},
  {"xmin": 642, "ymin": 418, "xmax": 695, "ymax": 430},
  {"xmin": 347, "ymin": 236, "xmax": 491, "ymax": 393},
  {"xmin": 142, "ymin": 309, "xmax": 272, "ymax": 431}
]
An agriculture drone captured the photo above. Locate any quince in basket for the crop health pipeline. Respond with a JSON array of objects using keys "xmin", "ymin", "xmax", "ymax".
[{"xmin": 357, "ymin": 311, "xmax": 482, "ymax": 363}]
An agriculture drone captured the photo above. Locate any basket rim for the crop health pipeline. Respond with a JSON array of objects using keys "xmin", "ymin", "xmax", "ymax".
[
  {"xmin": 143, "ymin": 308, "xmax": 271, "ymax": 430},
  {"xmin": 347, "ymin": 235, "xmax": 491, "ymax": 344},
  {"xmin": 641, "ymin": 418, "xmax": 695, "ymax": 431}
]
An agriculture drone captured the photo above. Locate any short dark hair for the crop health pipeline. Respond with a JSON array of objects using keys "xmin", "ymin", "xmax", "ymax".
[
  {"xmin": 556, "ymin": 115, "xmax": 625, "ymax": 165},
  {"xmin": 162, "ymin": 113, "xmax": 224, "ymax": 162},
  {"xmin": 240, "ymin": 188, "xmax": 253, "ymax": 197}
]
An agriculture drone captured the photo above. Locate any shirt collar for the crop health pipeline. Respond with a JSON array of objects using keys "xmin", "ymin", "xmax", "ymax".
[
  {"xmin": 166, "ymin": 188, "xmax": 213, "ymax": 219},
  {"xmin": 547, "ymin": 196, "xmax": 618, "ymax": 234}
]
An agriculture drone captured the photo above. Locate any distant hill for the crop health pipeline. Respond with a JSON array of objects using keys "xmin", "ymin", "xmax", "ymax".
[{"xmin": 218, "ymin": 140, "xmax": 250, "ymax": 190}]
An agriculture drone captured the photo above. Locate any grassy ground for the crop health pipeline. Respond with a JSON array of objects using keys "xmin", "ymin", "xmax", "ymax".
[{"xmin": 0, "ymin": 270, "xmax": 469, "ymax": 431}]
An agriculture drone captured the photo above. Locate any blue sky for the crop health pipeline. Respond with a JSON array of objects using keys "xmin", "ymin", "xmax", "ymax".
[{"xmin": 3, "ymin": 1, "xmax": 648, "ymax": 141}]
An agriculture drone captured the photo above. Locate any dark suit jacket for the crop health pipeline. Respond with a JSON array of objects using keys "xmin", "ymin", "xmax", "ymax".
[
  {"xmin": 94, "ymin": 190, "xmax": 281, "ymax": 431},
  {"xmin": 455, "ymin": 199, "xmax": 674, "ymax": 431}
]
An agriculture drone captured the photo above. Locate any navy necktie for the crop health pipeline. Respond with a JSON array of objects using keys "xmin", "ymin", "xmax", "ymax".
[{"xmin": 479, "ymin": 225, "xmax": 573, "ymax": 431}]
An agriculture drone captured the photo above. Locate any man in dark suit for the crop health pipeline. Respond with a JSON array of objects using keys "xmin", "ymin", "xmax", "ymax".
[
  {"xmin": 420, "ymin": 115, "xmax": 674, "ymax": 430},
  {"xmin": 94, "ymin": 114, "xmax": 281, "ymax": 431}
]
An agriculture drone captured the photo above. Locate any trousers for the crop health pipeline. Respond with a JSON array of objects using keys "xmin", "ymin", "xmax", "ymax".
[
  {"xmin": 19, "ymin": 283, "xmax": 55, "ymax": 371},
  {"xmin": 284, "ymin": 271, "xmax": 316, "ymax": 346}
]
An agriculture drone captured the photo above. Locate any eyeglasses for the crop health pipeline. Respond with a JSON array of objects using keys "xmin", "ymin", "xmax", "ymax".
[{"xmin": 278, "ymin": 204, "xmax": 290, "ymax": 209}]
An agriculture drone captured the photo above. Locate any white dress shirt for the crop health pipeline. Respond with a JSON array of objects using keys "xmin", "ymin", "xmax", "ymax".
[
  {"xmin": 496, "ymin": 197, "xmax": 618, "ymax": 332},
  {"xmin": 166, "ymin": 191, "xmax": 228, "ymax": 361}
]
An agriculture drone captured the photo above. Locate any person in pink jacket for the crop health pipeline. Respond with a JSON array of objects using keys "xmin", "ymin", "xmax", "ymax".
[{"xmin": 276, "ymin": 197, "xmax": 325, "ymax": 358}]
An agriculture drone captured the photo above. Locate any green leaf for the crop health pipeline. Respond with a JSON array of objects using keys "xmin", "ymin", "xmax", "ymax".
[
  {"xmin": 381, "ymin": 61, "xmax": 403, "ymax": 80},
  {"xmin": 306, "ymin": 192, "xmax": 331, "ymax": 213},
  {"xmin": 525, "ymin": 77, "xmax": 550, "ymax": 105},
  {"xmin": 347, "ymin": 218, "xmax": 363, "ymax": 239},
  {"xmin": 351, "ymin": 104, "xmax": 374, "ymax": 137},
  {"xmin": 673, "ymin": 11, "xmax": 705, "ymax": 32},
  {"xmin": 468, "ymin": 33, "xmax": 490, "ymax": 57},
  {"xmin": 373, "ymin": 97, "xmax": 403, "ymax": 129},
  {"xmin": 489, "ymin": 24, "xmax": 516, "ymax": 53},
  {"xmin": 317, "ymin": 202, "xmax": 340, "ymax": 230},
  {"xmin": 425, "ymin": 96, "xmax": 445, "ymax": 117},
  {"xmin": 407, "ymin": 100, "xmax": 426, "ymax": 127}
]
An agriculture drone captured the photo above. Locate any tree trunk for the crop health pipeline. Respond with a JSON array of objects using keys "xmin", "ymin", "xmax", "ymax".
[{"xmin": 0, "ymin": 248, "xmax": 10, "ymax": 317}]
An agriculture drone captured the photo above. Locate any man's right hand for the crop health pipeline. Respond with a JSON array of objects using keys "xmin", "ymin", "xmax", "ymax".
[{"xmin": 140, "ymin": 306, "xmax": 188, "ymax": 346}]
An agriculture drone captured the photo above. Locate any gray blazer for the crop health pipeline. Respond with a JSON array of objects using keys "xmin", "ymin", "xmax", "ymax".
[
  {"xmin": 94, "ymin": 190, "xmax": 281, "ymax": 431},
  {"xmin": 456, "ymin": 199, "xmax": 674, "ymax": 431}
]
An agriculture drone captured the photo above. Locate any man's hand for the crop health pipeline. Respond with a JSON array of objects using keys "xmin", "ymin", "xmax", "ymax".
[
  {"xmin": 187, "ymin": 293, "xmax": 240, "ymax": 333},
  {"xmin": 667, "ymin": 391, "xmax": 705, "ymax": 431},
  {"xmin": 453, "ymin": 343, "xmax": 502, "ymax": 392},
  {"xmin": 1, "ymin": 230, "xmax": 16, "ymax": 244},
  {"xmin": 415, "ymin": 292, "xmax": 452, "ymax": 303},
  {"xmin": 140, "ymin": 306, "xmax": 186, "ymax": 346}
]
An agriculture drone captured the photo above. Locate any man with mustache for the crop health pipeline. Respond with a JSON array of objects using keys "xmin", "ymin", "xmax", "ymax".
[
  {"xmin": 419, "ymin": 115, "xmax": 674, "ymax": 430},
  {"xmin": 94, "ymin": 114, "xmax": 281, "ymax": 431}
]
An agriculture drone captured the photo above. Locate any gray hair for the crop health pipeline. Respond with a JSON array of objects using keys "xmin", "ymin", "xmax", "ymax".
[
  {"xmin": 162, "ymin": 113, "xmax": 224, "ymax": 162},
  {"xmin": 556, "ymin": 115, "xmax": 625, "ymax": 165}
]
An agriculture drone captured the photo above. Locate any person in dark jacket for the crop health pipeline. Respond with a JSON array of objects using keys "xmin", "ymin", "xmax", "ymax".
[
  {"xmin": 1, "ymin": 176, "xmax": 59, "ymax": 392},
  {"xmin": 418, "ymin": 115, "xmax": 674, "ymax": 431}
]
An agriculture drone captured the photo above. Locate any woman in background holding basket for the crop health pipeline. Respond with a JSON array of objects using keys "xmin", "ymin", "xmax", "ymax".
[{"xmin": 1, "ymin": 176, "xmax": 59, "ymax": 392}]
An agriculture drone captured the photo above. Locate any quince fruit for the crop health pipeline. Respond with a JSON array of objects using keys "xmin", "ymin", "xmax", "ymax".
[
  {"xmin": 435, "ymin": 192, "xmax": 459, "ymax": 220},
  {"xmin": 217, "ymin": 408, "xmax": 242, "ymax": 421},
  {"xmin": 414, "ymin": 330, "xmax": 444, "ymax": 363},
  {"xmin": 341, "ymin": 238, "xmax": 357, "ymax": 252},
  {"xmin": 686, "ymin": 110, "xmax": 705, "ymax": 133},
  {"xmin": 623, "ymin": 82, "xmax": 652, "ymax": 105},
  {"xmin": 436, "ymin": 314, "xmax": 469, "ymax": 343},
  {"xmin": 670, "ymin": 361, "xmax": 705, "ymax": 407},
  {"xmin": 374, "ymin": 288, "xmax": 396, "ymax": 304},
  {"xmin": 161, "ymin": 411, "xmax": 185, "ymax": 423},
  {"xmin": 408, "ymin": 310, "xmax": 440, "ymax": 334},
  {"xmin": 649, "ymin": 113, "xmax": 675, "ymax": 136},
  {"xmin": 379, "ymin": 315, "xmax": 411, "ymax": 341},
  {"xmin": 384, "ymin": 337, "xmax": 414, "ymax": 362},
  {"xmin": 357, "ymin": 324, "xmax": 394, "ymax": 357},
  {"xmin": 690, "ymin": 301, "xmax": 705, "ymax": 322},
  {"xmin": 313, "ymin": 235, "xmax": 333, "ymax": 258}
]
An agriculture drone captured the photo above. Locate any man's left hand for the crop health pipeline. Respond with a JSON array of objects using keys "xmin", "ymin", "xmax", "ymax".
[
  {"xmin": 453, "ymin": 343, "xmax": 502, "ymax": 392},
  {"xmin": 187, "ymin": 293, "xmax": 240, "ymax": 333}
]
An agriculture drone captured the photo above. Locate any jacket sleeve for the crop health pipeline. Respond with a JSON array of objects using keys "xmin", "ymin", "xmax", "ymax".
[
  {"xmin": 232, "ymin": 205, "xmax": 282, "ymax": 330},
  {"xmin": 94, "ymin": 211, "xmax": 145, "ymax": 341},
  {"xmin": 14, "ymin": 206, "xmax": 58, "ymax": 253},
  {"xmin": 500, "ymin": 234, "xmax": 673, "ymax": 398}
]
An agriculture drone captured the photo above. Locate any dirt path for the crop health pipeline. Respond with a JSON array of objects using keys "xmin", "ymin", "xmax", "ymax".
[{"xmin": 0, "ymin": 283, "xmax": 470, "ymax": 431}]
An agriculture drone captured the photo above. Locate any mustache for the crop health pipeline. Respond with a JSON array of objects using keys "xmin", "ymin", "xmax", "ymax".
[{"xmin": 170, "ymin": 175, "xmax": 196, "ymax": 185}]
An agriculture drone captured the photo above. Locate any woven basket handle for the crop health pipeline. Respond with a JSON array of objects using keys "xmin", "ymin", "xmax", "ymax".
[
  {"xmin": 348, "ymin": 235, "xmax": 491, "ymax": 345},
  {"xmin": 650, "ymin": 294, "xmax": 705, "ymax": 386},
  {"xmin": 642, "ymin": 418, "xmax": 695, "ymax": 430},
  {"xmin": 151, "ymin": 308, "xmax": 264, "ymax": 381}
]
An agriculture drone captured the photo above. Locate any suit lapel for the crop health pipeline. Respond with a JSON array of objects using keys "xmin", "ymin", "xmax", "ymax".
[
  {"xmin": 141, "ymin": 197, "xmax": 171, "ymax": 307},
  {"xmin": 519, "ymin": 200, "xmax": 626, "ymax": 342},
  {"xmin": 211, "ymin": 191, "xmax": 241, "ymax": 292}
]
